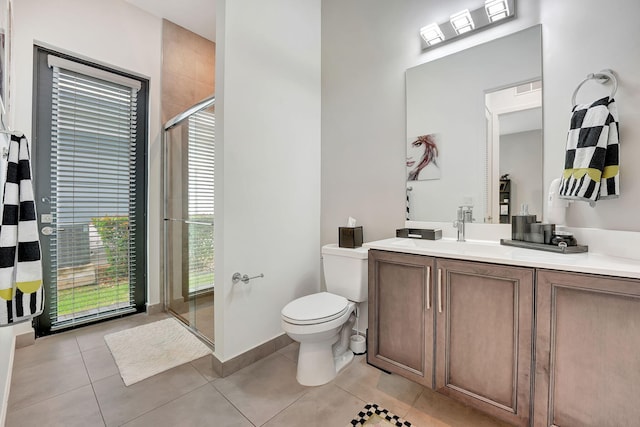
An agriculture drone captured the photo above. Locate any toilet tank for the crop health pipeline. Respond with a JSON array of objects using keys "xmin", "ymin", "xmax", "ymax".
[{"xmin": 321, "ymin": 244, "xmax": 369, "ymax": 302}]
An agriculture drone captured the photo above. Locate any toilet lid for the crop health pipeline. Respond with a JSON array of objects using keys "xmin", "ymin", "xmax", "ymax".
[{"xmin": 281, "ymin": 292, "xmax": 349, "ymax": 325}]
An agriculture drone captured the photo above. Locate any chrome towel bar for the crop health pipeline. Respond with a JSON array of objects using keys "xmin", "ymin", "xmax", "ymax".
[{"xmin": 232, "ymin": 272, "xmax": 264, "ymax": 284}]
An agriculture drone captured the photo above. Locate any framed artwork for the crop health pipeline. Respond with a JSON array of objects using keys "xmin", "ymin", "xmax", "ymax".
[{"xmin": 406, "ymin": 133, "xmax": 441, "ymax": 181}]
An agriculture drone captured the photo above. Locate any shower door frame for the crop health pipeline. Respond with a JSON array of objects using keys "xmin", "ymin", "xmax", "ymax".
[{"xmin": 162, "ymin": 95, "xmax": 216, "ymax": 346}]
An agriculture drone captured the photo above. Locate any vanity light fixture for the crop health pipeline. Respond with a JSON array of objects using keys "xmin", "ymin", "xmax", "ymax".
[
  {"xmin": 420, "ymin": 23, "xmax": 446, "ymax": 46},
  {"xmin": 419, "ymin": 0, "xmax": 516, "ymax": 50},
  {"xmin": 485, "ymin": 0, "xmax": 510, "ymax": 22},
  {"xmin": 450, "ymin": 9, "xmax": 475, "ymax": 35}
]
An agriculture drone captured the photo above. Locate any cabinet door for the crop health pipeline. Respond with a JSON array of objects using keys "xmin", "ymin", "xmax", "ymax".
[
  {"xmin": 534, "ymin": 270, "xmax": 640, "ymax": 427},
  {"xmin": 435, "ymin": 259, "xmax": 533, "ymax": 427},
  {"xmin": 367, "ymin": 250, "xmax": 434, "ymax": 388}
]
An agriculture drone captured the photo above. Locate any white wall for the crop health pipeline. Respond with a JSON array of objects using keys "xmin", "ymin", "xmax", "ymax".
[
  {"xmin": 321, "ymin": 0, "xmax": 540, "ymax": 337},
  {"xmin": 215, "ymin": 0, "xmax": 321, "ymax": 360},
  {"xmin": 11, "ymin": 0, "xmax": 163, "ymax": 307},
  {"xmin": 321, "ymin": 0, "xmax": 542, "ymax": 245},
  {"xmin": 322, "ymin": 0, "xmax": 640, "ymax": 239},
  {"xmin": 540, "ymin": 0, "xmax": 640, "ymax": 231}
]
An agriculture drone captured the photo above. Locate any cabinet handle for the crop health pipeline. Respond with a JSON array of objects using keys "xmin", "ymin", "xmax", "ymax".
[
  {"xmin": 437, "ymin": 268, "xmax": 443, "ymax": 313},
  {"xmin": 425, "ymin": 266, "xmax": 431, "ymax": 310}
]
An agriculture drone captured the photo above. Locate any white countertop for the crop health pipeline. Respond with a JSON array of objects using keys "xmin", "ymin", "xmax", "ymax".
[{"xmin": 364, "ymin": 237, "xmax": 640, "ymax": 279}]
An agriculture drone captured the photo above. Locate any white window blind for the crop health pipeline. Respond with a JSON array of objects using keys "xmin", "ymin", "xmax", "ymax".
[
  {"xmin": 186, "ymin": 109, "xmax": 215, "ymax": 293},
  {"xmin": 48, "ymin": 59, "xmax": 140, "ymax": 327},
  {"xmin": 188, "ymin": 110, "xmax": 215, "ymax": 218}
]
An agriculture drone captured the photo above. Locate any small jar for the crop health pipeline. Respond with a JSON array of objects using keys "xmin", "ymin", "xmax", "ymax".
[{"xmin": 550, "ymin": 231, "xmax": 577, "ymax": 247}]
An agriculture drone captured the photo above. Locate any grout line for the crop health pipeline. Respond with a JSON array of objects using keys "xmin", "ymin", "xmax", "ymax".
[
  {"xmin": 257, "ymin": 382, "xmax": 315, "ymax": 426},
  {"xmin": 409, "ymin": 386, "xmax": 426, "ymax": 408},
  {"xmin": 211, "ymin": 382, "xmax": 258, "ymax": 427},
  {"xmin": 330, "ymin": 357, "xmax": 421, "ymax": 420},
  {"xmin": 8, "ymin": 343, "xmax": 92, "ymax": 414},
  {"xmin": 119, "ymin": 382, "xmax": 213, "ymax": 426},
  {"xmin": 78, "ymin": 336, "xmax": 108, "ymax": 426},
  {"xmin": 6, "ymin": 382, "xmax": 94, "ymax": 416}
]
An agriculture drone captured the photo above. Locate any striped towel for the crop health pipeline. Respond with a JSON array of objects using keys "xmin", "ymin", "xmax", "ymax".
[
  {"xmin": 559, "ymin": 97, "xmax": 620, "ymax": 203},
  {"xmin": 0, "ymin": 134, "xmax": 44, "ymax": 326}
]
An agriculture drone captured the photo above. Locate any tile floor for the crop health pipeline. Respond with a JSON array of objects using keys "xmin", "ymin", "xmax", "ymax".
[{"xmin": 7, "ymin": 313, "xmax": 513, "ymax": 426}]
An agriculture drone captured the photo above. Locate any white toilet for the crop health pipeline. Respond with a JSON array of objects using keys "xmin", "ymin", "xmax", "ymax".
[{"xmin": 281, "ymin": 244, "xmax": 368, "ymax": 386}]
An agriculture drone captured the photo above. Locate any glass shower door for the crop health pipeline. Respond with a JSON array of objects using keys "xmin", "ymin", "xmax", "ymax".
[{"xmin": 163, "ymin": 99, "xmax": 215, "ymax": 344}]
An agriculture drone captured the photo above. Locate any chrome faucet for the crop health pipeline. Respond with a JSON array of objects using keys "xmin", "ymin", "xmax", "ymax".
[{"xmin": 453, "ymin": 205, "xmax": 473, "ymax": 242}]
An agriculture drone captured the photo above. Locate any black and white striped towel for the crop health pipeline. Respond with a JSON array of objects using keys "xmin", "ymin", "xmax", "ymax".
[
  {"xmin": 0, "ymin": 134, "xmax": 44, "ymax": 326},
  {"xmin": 559, "ymin": 96, "xmax": 620, "ymax": 203}
]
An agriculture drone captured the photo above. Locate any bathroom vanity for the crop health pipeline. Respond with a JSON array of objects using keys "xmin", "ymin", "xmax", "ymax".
[{"xmin": 365, "ymin": 238, "xmax": 640, "ymax": 427}]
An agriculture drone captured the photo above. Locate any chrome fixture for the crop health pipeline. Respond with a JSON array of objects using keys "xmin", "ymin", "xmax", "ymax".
[
  {"xmin": 453, "ymin": 205, "xmax": 473, "ymax": 242},
  {"xmin": 163, "ymin": 218, "xmax": 214, "ymax": 227},
  {"xmin": 450, "ymin": 9, "xmax": 475, "ymax": 35},
  {"xmin": 571, "ymin": 69, "xmax": 618, "ymax": 106},
  {"xmin": 420, "ymin": 23, "xmax": 445, "ymax": 46},
  {"xmin": 164, "ymin": 94, "xmax": 215, "ymax": 131},
  {"xmin": 485, "ymin": 0, "xmax": 510, "ymax": 22},
  {"xmin": 232, "ymin": 272, "xmax": 265, "ymax": 284},
  {"xmin": 419, "ymin": 0, "xmax": 516, "ymax": 50}
]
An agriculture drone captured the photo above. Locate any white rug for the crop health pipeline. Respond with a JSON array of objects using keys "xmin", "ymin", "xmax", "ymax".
[{"xmin": 104, "ymin": 318, "xmax": 212, "ymax": 386}]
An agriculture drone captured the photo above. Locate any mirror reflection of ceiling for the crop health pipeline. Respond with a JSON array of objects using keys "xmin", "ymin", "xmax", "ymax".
[
  {"xmin": 405, "ymin": 25, "xmax": 542, "ymax": 223},
  {"xmin": 123, "ymin": 0, "xmax": 216, "ymax": 41},
  {"xmin": 500, "ymin": 108, "xmax": 542, "ymax": 135}
]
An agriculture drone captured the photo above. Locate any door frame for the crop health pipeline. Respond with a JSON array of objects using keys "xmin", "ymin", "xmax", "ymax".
[{"xmin": 31, "ymin": 45, "xmax": 148, "ymax": 335}]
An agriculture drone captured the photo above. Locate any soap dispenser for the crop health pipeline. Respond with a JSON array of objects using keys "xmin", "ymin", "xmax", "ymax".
[{"xmin": 511, "ymin": 203, "xmax": 537, "ymax": 241}]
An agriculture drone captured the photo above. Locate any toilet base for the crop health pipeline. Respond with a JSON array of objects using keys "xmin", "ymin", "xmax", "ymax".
[
  {"xmin": 295, "ymin": 334, "xmax": 354, "ymax": 386},
  {"xmin": 334, "ymin": 347, "xmax": 354, "ymax": 373}
]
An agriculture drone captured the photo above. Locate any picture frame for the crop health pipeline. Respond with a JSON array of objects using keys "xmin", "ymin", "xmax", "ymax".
[
  {"xmin": 406, "ymin": 133, "xmax": 442, "ymax": 181},
  {"xmin": 0, "ymin": 0, "xmax": 12, "ymax": 117}
]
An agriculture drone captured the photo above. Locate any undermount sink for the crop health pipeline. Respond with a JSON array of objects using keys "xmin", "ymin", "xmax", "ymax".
[{"xmin": 389, "ymin": 237, "xmax": 514, "ymax": 257}]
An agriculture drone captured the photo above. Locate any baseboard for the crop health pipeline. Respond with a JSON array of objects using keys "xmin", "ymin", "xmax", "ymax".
[
  {"xmin": 15, "ymin": 330, "xmax": 35, "ymax": 349},
  {"xmin": 145, "ymin": 302, "xmax": 164, "ymax": 315},
  {"xmin": 210, "ymin": 329, "xmax": 367, "ymax": 378},
  {"xmin": 211, "ymin": 333, "xmax": 294, "ymax": 378}
]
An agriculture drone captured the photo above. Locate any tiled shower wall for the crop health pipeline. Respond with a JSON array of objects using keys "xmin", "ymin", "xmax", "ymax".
[{"xmin": 161, "ymin": 19, "xmax": 215, "ymax": 124}]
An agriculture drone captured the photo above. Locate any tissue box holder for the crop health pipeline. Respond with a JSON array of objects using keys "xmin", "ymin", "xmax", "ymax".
[{"xmin": 339, "ymin": 226, "xmax": 363, "ymax": 248}]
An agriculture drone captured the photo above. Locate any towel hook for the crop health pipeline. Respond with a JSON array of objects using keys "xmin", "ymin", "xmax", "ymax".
[{"xmin": 571, "ymin": 69, "xmax": 618, "ymax": 106}]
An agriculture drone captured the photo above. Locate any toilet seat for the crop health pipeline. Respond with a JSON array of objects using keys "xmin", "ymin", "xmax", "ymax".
[{"xmin": 281, "ymin": 292, "xmax": 349, "ymax": 325}]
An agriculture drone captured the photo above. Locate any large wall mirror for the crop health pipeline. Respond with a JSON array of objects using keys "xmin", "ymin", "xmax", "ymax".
[{"xmin": 406, "ymin": 25, "xmax": 542, "ymax": 224}]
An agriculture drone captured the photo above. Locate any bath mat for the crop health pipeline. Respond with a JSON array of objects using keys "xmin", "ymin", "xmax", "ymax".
[
  {"xmin": 104, "ymin": 317, "xmax": 212, "ymax": 386},
  {"xmin": 349, "ymin": 403, "xmax": 412, "ymax": 426}
]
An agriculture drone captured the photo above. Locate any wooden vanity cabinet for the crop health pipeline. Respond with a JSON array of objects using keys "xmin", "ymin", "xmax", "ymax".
[
  {"xmin": 534, "ymin": 270, "xmax": 640, "ymax": 427},
  {"xmin": 435, "ymin": 258, "xmax": 534, "ymax": 427},
  {"xmin": 367, "ymin": 250, "xmax": 435, "ymax": 387},
  {"xmin": 367, "ymin": 250, "xmax": 534, "ymax": 426}
]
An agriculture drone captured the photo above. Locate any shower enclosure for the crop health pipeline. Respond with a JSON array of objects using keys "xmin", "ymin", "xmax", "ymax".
[{"xmin": 163, "ymin": 95, "xmax": 215, "ymax": 345}]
